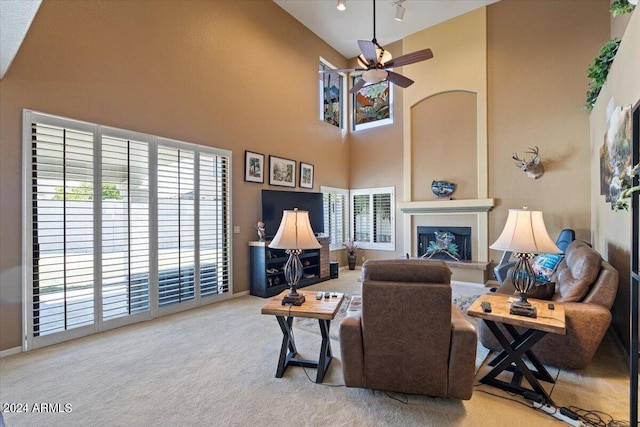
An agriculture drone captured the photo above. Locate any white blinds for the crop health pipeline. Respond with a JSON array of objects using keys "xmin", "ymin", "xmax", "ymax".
[
  {"xmin": 31, "ymin": 123, "xmax": 95, "ymax": 336},
  {"xmin": 352, "ymin": 194, "xmax": 371, "ymax": 243},
  {"xmin": 25, "ymin": 110, "xmax": 232, "ymax": 349},
  {"xmin": 322, "ymin": 189, "xmax": 348, "ymax": 249},
  {"xmin": 101, "ymin": 135, "xmax": 150, "ymax": 321},
  {"xmin": 350, "ymin": 187, "xmax": 395, "ymax": 251},
  {"xmin": 157, "ymin": 146, "xmax": 196, "ymax": 307},
  {"xmin": 199, "ymin": 153, "xmax": 230, "ymax": 296}
]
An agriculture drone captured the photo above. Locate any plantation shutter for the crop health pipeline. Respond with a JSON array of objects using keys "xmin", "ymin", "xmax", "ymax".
[
  {"xmin": 101, "ymin": 135, "xmax": 150, "ymax": 321},
  {"xmin": 373, "ymin": 193, "xmax": 392, "ymax": 243},
  {"xmin": 199, "ymin": 153, "xmax": 231, "ymax": 296},
  {"xmin": 322, "ymin": 188, "xmax": 348, "ymax": 250},
  {"xmin": 157, "ymin": 146, "xmax": 196, "ymax": 307},
  {"xmin": 350, "ymin": 187, "xmax": 395, "ymax": 250},
  {"xmin": 31, "ymin": 122, "xmax": 95, "ymax": 336},
  {"xmin": 352, "ymin": 194, "xmax": 370, "ymax": 243},
  {"xmin": 25, "ymin": 110, "xmax": 233, "ymax": 350}
]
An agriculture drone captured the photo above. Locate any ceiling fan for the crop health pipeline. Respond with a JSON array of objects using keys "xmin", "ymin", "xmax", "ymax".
[{"xmin": 321, "ymin": 0, "xmax": 434, "ymax": 93}]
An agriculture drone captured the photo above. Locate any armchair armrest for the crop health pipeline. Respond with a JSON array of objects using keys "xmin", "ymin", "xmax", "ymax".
[
  {"xmin": 448, "ymin": 305, "xmax": 477, "ymax": 400},
  {"xmin": 339, "ymin": 297, "xmax": 365, "ymax": 387},
  {"xmin": 541, "ymin": 302, "xmax": 612, "ymax": 368}
]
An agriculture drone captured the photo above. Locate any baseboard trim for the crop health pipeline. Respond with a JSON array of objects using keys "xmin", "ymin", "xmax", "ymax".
[
  {"xmin": 233, "ymin": 290, "xmax": 249, "ymax": 298},
  {"xmin": 0, "ymin": 346, "xmax": 22, "ymax": 358}
]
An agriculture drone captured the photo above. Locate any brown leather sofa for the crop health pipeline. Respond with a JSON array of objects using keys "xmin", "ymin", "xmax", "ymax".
[
  {"xmin": 339, "ymin": 259, "xmax": 477, "ymax": 399},
  {"xmin": 479, "ymin": 240, "xmax": 619, "ymax": 369}
]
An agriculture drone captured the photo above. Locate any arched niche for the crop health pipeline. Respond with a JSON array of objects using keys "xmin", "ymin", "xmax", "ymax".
[{"xmin": 410, "ymin": 90, "xmax": 478, "ymax": 201}]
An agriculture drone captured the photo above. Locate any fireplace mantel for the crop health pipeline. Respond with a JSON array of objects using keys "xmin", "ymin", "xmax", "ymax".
[{"xmin": 399, "ymin": 198, "xmax": 495, "ymax": 214}]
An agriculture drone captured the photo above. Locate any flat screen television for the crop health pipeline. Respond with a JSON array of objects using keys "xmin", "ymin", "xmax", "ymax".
[{"xmin": 261, "ymin": 190, "xmax": 324, "ymax": 239}]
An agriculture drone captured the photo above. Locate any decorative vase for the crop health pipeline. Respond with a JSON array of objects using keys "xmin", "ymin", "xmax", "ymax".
[
  {"xmin": 431, "ymin": 180, "xmax": 455, "ymax": 199},
  {"xmin": 348, "ymin": 253, "xmax": 357, "ymax": 270}
]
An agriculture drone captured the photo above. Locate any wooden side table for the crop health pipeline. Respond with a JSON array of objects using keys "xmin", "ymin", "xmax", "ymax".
[
  {"xmin": 468, "ymin": 293, "xmax": 566, "ymax": 405},
  {"xmin": 261, "ymin": 290, "xmax": 345, "ymax": 383}
]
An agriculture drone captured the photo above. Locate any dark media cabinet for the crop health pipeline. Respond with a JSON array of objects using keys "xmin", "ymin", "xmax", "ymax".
[{"xmin": 249, "ymin": 237, "xmax": 330, "ymax": 298}]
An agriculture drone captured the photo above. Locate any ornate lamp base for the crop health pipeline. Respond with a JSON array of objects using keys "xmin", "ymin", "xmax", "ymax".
[
  {"xmin": 282, "ymin": 293, "xmax": 306, "ymax": 306},
  {"xmin": 510, "ymin": 299, "xmax": 537, "ymax": 318}
]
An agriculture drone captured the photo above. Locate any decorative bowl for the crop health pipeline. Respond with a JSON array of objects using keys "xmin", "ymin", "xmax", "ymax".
[{"xmin": 431, "ymin": 180, "xmax": 455, "ymax": 199}]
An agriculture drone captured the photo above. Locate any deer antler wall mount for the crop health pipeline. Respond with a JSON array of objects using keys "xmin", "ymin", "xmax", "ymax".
[{"xmin": 512, "ymin": 146, "xmax": 545, "ymax": 179}]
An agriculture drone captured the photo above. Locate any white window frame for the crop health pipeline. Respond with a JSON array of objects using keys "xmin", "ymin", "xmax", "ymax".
[
  {"xmin": 319, "ymin": 57, "xmax": 346, "ymax": 130},
  {"xmin": 22, "ymin": 110, "xmax": 233, "ymax": 350},
  {"xmin": 350, "ymin": 186, "xmax": 395, "ymax": 251},
  {"xmin": 321, "ymin": 186, "xmax": 349, "ymax": 251}
]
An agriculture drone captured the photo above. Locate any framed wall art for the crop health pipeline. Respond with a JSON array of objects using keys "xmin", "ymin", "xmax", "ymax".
[
  {"xmin": 244, "ymin": 150, "xmax": 265, "ymax": 183},
  {"xmin": 269, "ymin": 155, "xmax": 296, "ymax": 187},
  {"xmin": 299, "ymin": 162, "xmax": 314, "ymax": 189}
]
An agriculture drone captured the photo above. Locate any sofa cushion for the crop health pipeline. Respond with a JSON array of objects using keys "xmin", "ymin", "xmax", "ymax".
[
  {"xmin": 526, "ymin": 281, "xmax": 555, "ymax": 300},
  {"xmin": 532, "ymin": 253, "xmax": 564, "ymax": 283},
  {"xmin": 554, "ymin": 241, "xmax": 602, "ymax": 302}
]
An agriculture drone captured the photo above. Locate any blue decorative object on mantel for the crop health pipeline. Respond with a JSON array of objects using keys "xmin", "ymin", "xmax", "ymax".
[{"xmin": 431, "ymin": 180, "xmax": 456, "ymax": 199}]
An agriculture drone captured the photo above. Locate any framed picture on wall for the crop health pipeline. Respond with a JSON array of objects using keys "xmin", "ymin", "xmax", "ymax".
[
  {"xmin": 299, "ymin": 162, "xmax": 314, "ymax": 189},
  {"xmin": 269, "ymin": 155, "xmax": 296, "ymax": 187},
  {"xmin": 244, "ymin": 151, "xmax": 265, "ymax": 183}
]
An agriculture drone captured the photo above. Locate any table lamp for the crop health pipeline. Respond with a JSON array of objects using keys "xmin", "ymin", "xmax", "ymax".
[
  {"xmin": 490, "ymin": 208, "xmax": 561, "ymax": 318},
  {"xmin": 269, "ymin": 209, "xmax": 321, "ymax": 306}
]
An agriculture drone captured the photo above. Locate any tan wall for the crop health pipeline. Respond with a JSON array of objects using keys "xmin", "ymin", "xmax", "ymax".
[
  {"xmin": 411, "ymin": 91, "xmax": 478, "ymax": 201},
  {"xmin": 590, "ymin": 10, "xmax": 640, "ymax": 352},
  {"xmin": 487, "ymin": 0, "xmax": 610, "ymax": 259},
  {"xmin": 0, "ymin": 0, "xmax": 349, "ymax": 350}
]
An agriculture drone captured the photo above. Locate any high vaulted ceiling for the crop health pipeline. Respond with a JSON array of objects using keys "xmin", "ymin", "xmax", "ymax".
[
  {"xmin": 0, "ymin": 1, "xmax": 498, "ymax": 80},
  {"xmin": 273, "ymin": 0, "xmax": 499, "ymax": 58}
]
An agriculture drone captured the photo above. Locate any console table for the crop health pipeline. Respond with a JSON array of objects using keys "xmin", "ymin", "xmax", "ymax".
[
  {"xmin": 468, "ymin": 293, "xmax": 566, "ymax": 404},
  {"xmin": 261, "ymin": 290, "xmax": 344, "ymax": 383}
]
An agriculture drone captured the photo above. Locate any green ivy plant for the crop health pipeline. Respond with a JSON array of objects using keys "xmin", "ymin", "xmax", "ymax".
[
  {"xmin": 584, "ymin": 38, "xmax": 621, "ymax": 110},
  {"xmin": 610, "ymin": 0, "xmax": 636, "ymax": 17}
]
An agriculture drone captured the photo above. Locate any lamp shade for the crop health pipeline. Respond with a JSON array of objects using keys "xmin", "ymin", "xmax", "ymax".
[
  {"xmin": 268, "ymin": 209, "xmax": 321, "ymax": 250},
  {"xmin": 490, "ymin": 209, "xmax": 561, "ymax": 254}
]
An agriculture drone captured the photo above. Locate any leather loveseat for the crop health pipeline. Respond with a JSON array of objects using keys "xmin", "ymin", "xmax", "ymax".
[
  {"xmin": 479, "ymin": 240, "xmax": 619, "ymax": 369},
  {"xmin": 339, "ymin": 259, "xmax": 477, "ymax": 399}
]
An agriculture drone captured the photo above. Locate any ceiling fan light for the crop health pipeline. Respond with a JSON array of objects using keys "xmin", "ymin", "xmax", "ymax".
[
  {"xmin": 394, "ymin": 5, "xmax": 405, "ymax": 21},
  {"xmin": 362, "ymin": 69, "xmax": 388, "ymax": 84},
  {"xmin": 337, "ymin": 0, "xmax": 346, "ymax": 11},
  {"xmin": 379, "ymin": 49, "xmax": 392, "ymax": 65}
]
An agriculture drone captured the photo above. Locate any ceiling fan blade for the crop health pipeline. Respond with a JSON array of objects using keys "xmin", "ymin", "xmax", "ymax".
[
  {"xmin": 387, "ymin": 48, "xmax": 433, "ymax": 68},
  {"xmin": 386, "ymin": 71, "xmax": 414, "ymax": 88},
  {"xmin": 358, "ymin": 40, "xmax": 378, "ymax": 65},
  {"xmin": 349, "ymin": 77, "xmax": 367, "ymax": 94}
]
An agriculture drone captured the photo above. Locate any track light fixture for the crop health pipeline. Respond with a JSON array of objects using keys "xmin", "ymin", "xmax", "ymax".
[
  {"xmin": 337, "ymin": 0, "xmax": 346, "ymax": 11},
  {"xmin": 393, "ymin": 0, "xmax": 405, "ymax": 21}
]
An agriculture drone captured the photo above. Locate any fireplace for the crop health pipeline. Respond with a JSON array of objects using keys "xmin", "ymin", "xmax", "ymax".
[{"xmin": 417, "ymin": 226, "xmax": 472, "ymax": 261}]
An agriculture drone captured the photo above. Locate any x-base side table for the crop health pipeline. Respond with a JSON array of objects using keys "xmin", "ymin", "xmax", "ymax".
[
  {"xmin": 261, "ymin": 290, "xmax": 344, "ymax": 383},
  {"xmin": 468, "ymin": 293, "xmax": 566, "ymax": 405}
]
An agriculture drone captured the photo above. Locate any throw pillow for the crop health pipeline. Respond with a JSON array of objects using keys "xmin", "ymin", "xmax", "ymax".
[
  {"xmin": 526, "ymin": 281, "xmax": 555, "ymax": 300},
  {"xmin": 532, "ymin": 253, "xmax": 564, "ymax": 283}
]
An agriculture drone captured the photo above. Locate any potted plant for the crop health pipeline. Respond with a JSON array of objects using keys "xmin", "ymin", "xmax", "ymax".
[{"xmin": 343, "ymin": 239, "xmax": 358, "ymax": 270}]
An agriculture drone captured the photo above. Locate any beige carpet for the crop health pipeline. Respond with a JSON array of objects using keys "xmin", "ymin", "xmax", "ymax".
[{"xmin": 0, "ymin": 268, "xmax": 631, "ymax": 427}]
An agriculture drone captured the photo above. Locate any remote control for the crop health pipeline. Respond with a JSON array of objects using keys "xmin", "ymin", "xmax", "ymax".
[
  {"xmin": 316, "ymin": 291, "xmax": 323, "ymax": 300},
  {"xmin": 548, "ymin": 303, "xmax": 555, "ymax": 310},
  {"xmin": 324, "ymin": 292, "xmax": 330, "ymax": 299},
  {"xmin": 481, "ymin": 301, "xmax": 492, "ymax": 313},
  {"xmin": 331, "ymin": 292, "xmax": 338, "ymax": 298}
]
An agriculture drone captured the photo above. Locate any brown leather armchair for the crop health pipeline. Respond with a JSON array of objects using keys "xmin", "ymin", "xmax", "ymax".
[
  {"xmin": 339, "ymin": 259, "xmax": 477, "ymax": 399},
  {"xmin": 479, "ymin": 240, "xmax": 619, "ymax": 369}
]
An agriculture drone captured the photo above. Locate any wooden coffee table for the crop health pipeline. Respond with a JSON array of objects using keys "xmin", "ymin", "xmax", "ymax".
[
  {"xmin": 261, "ymin": 290, "xmax": 345, "ymax": 383},
  {"xmin": 468, "ymin": 293, "xmax": 566, "ymax": 404}
]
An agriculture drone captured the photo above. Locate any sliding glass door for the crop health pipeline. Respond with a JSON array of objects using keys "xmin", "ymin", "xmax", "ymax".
[{"xmin": 24, "ymin": 111, "xmax": 232, "ymax": 350}]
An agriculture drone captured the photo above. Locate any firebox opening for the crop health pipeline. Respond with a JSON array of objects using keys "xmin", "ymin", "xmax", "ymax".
[{"xmin": 417, "ymin": 226, "xmax": 472, "ymax": 261}]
